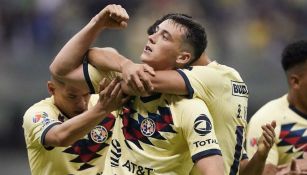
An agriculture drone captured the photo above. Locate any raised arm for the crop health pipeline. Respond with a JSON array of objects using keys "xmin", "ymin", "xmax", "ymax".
[
  {"xmin": 240, "ymin": 121, "xmax": 276, "ymax": 175},
  {"xmin": 44, "ymin": 4, "xmax": 130, "ymax": 147},
  {"xmin": 49, "ymin": 4, "xmax": 129, "ymax": 81}
]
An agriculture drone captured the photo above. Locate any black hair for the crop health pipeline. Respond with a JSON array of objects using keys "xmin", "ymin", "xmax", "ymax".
[
  {"xmin": 282, "ymin": 40, "xmax": 307, "ymax": 71},
  {"xmin": 147, "ymin": 13, "xmax": 207, "ymax": 64}
]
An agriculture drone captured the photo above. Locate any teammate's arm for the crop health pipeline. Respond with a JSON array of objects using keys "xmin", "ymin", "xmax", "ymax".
[
  {"xmin": 45, "ymin": 79, "xmax": 128, "ymax": 147},
  {"xmin": 195, "ymin": 155, "xmax": 224, "ymax": 175},
  {"xmin": 88, "ymin": 47, "xmax": 188, "ymax": 95},
  {"xmin": 240, "ymin": 121, "xmax": 276, "ymax": 175},
  {"xmin": 44, "ymin": 5, "xmax": 130, "ymax": 147},
  {"xmin": 49, "ymin": 4, "xmax": 129, "ymax": 82}
]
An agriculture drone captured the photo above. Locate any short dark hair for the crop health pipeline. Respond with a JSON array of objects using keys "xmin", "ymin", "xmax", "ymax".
[
  {"xmin": 282, "ymin": 40, "xmax": 307, "ymax": 71},
  {"xmin": 147, "ymin": 13, "xmax": 207, "ymax": 64}
]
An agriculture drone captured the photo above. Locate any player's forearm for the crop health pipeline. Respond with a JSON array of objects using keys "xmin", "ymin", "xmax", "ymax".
[
  {"xmin": 150, "ymin": 70, "xmax": 188, "ymax": 95},
  {"xmin": 262, "ymin": 164, "xmax": 278, "ymax": 175},
  {"xmin": 49, "ymin": 16, "xmax": 104, "ymax": 77},
  {"xmin": 240, "ymin": 151, "xmax": 269, "ymax": 175},
  {"xmin": 196, "ymin": 155, "xmax": 224, "ymax": 175},
  {"xmin": 45, "ymin": 106, "xmax": 108, "ymax": 147},
  {"xmin": 88, "ymin": 47, "xmax": 132, "ymax": 72}
]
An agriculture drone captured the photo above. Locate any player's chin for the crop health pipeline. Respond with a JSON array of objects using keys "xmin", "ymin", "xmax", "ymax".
[
  {"xmin": 73, "ymin": 110, "xmax": 86, "ymax": 116},
  {"xmin": 140, "ymin": 54, "xmax": 150, "ymax": 64}
]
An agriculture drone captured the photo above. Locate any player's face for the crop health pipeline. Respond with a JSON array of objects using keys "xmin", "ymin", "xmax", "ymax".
[
  {"xmin": 140, "ymin": 19, "xmax": 185, "ymax": 70},
  {"xmin": 298, "ymin": 62, "xmax": 307, "ymax": 110},
  {"xmin": 50, "ymin": 82, "xmax": 90, "ymax": 118}
]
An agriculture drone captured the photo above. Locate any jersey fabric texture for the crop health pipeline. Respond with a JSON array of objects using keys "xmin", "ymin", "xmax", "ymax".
[
  {"xmin": 247, "ymin": 94, "xmax": 307, "ymax": 165},
  {"xmin": 177, "ymin": 61, "xmax": 249, "ymax": 175},
  {"xmin": 23, "ymin": 95, "xmax": 115, "ymax": 175}
]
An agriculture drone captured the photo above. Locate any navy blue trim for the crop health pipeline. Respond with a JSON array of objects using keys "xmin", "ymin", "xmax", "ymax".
[
  {"xmin": 83, "ymin": 56, "xmax": 96, "ymax": 94},
  {"xmin": 41, "ymin": 122, "xmax": 61, "ymax": 150},
  {"xmin": 176, "ymin": 69, "xmax": 194, "ymax": 99},
  {"xmin": 140, "ymin": 93, "xmax": 162, "ymax": 103},
  {"xmin": 230, "ymin": 126, "xmax": 244, "ymax": 175},
  {"xmin": 241, "ymin": 153, "xmax": 248, "ymax": 160},
  {"xmin": 187, "ymin": 66, "xmax": 193, "ymax": 71},
  {"xmin": 289, "ymin": 104, "xmax": 307, "ymax": 120},
  {"xmin": 192, "ymin": 149, "xmax": 222, "ymax": 163}
]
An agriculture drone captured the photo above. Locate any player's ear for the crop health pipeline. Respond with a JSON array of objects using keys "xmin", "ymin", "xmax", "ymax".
[
  {"xmin": 47, "ymin": 81, "xmax": 56, "ymax": 95},
  {"xmin": 176, "ymin": 51, "xmax": 191, "ymax": 67},
  {"xmin": 289, "ymin": 73, "xmax": 300, "ymax": 90}
]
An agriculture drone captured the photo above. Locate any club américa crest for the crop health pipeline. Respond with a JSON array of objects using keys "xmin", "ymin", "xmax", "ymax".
[
  {"xmin": 90, "ymin": 125, "xmax": 108, "ymax": 143},
  {"xmin": 140, "ymin": 118, "xmax": 156, "ymax": 137}
]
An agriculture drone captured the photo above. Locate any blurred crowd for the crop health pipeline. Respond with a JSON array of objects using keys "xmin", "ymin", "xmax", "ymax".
[{"xmin": 0, "ymin": 0, "xmax": 307, "ymax": 152}]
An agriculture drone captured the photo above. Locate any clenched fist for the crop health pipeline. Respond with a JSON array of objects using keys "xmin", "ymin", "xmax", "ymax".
[{"xmin": 94, "ymin": 4, "xmax": 129, "ymax": 29}]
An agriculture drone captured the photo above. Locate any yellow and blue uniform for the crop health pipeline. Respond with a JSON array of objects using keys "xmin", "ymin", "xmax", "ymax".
[
  {"xmin": 177, "ymin": 61, "xmax": 249, "ymax": 175},
  {"xmin": 247, "ymin": 94, "xmax": 307, "ymax": 166},
  {"xmin": 84, "ymin": 64, "xmax": 222, "ymax": 175},
  {"xmin": 23, "ymin": 95, "xmax": 115, "ymax": 175}
]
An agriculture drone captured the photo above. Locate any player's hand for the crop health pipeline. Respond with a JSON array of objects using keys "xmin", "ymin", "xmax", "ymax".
[
  {"xmin": 277, "ymin": 159, "xmax": 307, "ymax": 175},
  {"xmin": 296, "ymin": 153, "xmax": 307, "ymax": 172},
  {"xmin": 120, "ymin": 60, "xmax": 155, "ymax": 94},
  {"xmin": 257, "ymin": 120, "xmax": 276, "ymax": 158},
  {"xmin": 95, "ymin": 77, "xmax": 129, "ymax": 113},
  {"xmin": 95, "ymin": 4, "xmax": 129, "ymax": 29}
]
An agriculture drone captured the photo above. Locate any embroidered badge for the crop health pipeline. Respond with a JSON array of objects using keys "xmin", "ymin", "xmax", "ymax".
[
  {"xmin": 140, "ymin": 118, "xmax": 156, "ymax": 137},
  {"xmin": 90, "ymin": 125, "xmax": 108, "ymax": 143},
  {"xmin": 32, "ymin": 112, "xmax": 48, "ymax": 123}
]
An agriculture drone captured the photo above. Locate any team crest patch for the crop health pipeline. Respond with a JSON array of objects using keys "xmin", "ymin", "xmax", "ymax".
[
  {"xmin": 32, "ymin": 112, "xmax": 48, "ymax": 123},
  {"xmin": 140, "ymin": 118, "xmax": 156, "ymax": 137},
  {"xmin": 194, "ymin": 114, "xmax": 212, "ymax": 136},
  {"xmin": 90, "ymin": 125, "xmax": 108, "ymax": 143}
]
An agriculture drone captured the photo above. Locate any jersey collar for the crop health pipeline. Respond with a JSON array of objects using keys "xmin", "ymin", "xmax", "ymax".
[{"xmin": 289, "ymin": 104, "xmax": 307, "ymax": 120}]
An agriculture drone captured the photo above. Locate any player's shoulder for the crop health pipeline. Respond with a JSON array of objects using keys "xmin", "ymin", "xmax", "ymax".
[
  {"xmin": 250, "ymin": 94, "xmax": 288, "ymax": 122},
  {"xmin": 207, "ymin": 61, "xmax": 239, "ymax": 72},
  {"xmin": 211, "ymin": 61, "xmax": 245, "ymax": 82},
  {"xmin": 192, "ymin": 61, "xmax": 243, "ymax": 79},
  {"xmin": 168, "ymin": 95, "xmax": 208, "ymax": 113},
  {"xmin": 24, "ymin": 97, "xmax": 57, "ymax": 118}
]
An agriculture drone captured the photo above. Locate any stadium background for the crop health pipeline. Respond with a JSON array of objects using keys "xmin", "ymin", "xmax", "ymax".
[{"xmin": 0, "ymin": 0, "xmax": 306, "ymax": 174}]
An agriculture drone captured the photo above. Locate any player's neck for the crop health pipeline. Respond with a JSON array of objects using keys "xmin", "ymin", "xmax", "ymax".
[
  {"xmin": 193, "ymin": 53, "xmax": 211, "ymax": 66},
  {"xmin": 288, "ymin": 91, "xmax": 307, "ymax": 115}
]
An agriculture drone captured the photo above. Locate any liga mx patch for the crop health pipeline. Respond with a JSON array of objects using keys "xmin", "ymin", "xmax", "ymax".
[
  {"xmin": 32, "ymin": 112, "xmax": 48, "ymax": 123},
  {"xmin": 231, "ymin": 81, "xmax": 248, "ymax": 98},
  {"xmin": 90, "ymin": 125, "xmax": 108, "ymax": 143}
]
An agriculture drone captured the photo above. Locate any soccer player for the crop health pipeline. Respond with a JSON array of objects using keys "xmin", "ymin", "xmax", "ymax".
[
  {"xmin": 50, "ymin": 4, "xmax": 224, "ymax": 175},
  {"xmin": 22, "ymin": 77, "xmax": 127, "ymax": 175},
  {"xmin": 247, "ymin": 40, "xmax": 307, "ymax": 174},
  {"xmin": 87, "ymin": 16, "xmax": 276, "ymax": 175},
  {"xmin": 22, "ymin": 7, "xmax": 129, "ymax": 175}
]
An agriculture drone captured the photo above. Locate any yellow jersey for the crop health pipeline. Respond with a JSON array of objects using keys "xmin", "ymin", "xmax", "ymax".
[
  {"xmin": 177, "ymin": 61, "xmax": 249, "ymax": 175},
  {"xmin": 84, "ymin": 64, "xmax": 222, "ymax": 175},
  {"xmin": 247, "ymin": 94, "xmax": 307, "ymax": 165},
  {"xmin": 23, "ymin": 95, "xmax": 115, "ymax": 175}
]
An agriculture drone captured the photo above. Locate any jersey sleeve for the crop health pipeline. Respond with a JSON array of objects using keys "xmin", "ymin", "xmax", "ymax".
[
  {"xmin": 180, "ymin": 98, "xmax": 222, "ymax": 162},
  {"xmin": 83, "ymin": 60, "xmax": 120, "ymax": 94},
  {"xmin": 246, "ymin": 114, "xmax": 279, "ymax": 165},
  {"xmin": 176, "ymin": 66, "xmax": 219, "ymax": 101},
  {"xmin": 23, "ymin": 108, "xmax": 61, "ymax": 148}
]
